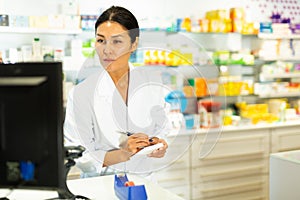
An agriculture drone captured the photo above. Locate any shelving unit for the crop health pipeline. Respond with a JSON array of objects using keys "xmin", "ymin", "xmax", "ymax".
[
  {"xmin": 258, "ymin": 33, "xmax": 300, "ymax": 40},
  {"xmin": 260, "ymin": 72, "xmax": 300, "ymax": 79},
  {"xmin": 258, "ymin": 91, "xmax": 300, "ymax": 98},
  {"xmin": 259, "ymin": 56, "xmax": 300, "ymax": 61},
  {"xmin": 257, "ymin": 32, "xmax": 300, "ymax": 61},
  {"xmin": 154, "ymin": 122, "xmax": 300, "ymax": 200},
  {"xmin": 0, "ymin": 26, "xmax": 83, "ymax": 68},
  {"xmin": 255, "ymin": 32, "xmax": 300, "ymax": 101},
  {"xmin": 0, "ymin": 26, "xmax": 82, "ymax": 35},
  {"xmin": 138, "ymin": 31, "xmax": 300, "ymax": 200}
]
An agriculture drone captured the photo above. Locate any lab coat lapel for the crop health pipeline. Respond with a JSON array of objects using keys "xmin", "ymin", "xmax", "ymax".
[
  {"xmin": 127, "ymin": 67, "xmax": 166, "ymax": 135},
  {"xmin": 93, "ymin": 70, "xmax": 128, "ymax": 147}
]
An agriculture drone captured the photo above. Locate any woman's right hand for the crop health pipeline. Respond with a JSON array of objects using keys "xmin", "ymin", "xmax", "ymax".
[
  {"xmin": 105, "ymin": 133, "xmax": 150, "ymax": 166},
  {"xmin": 123, "ymin": 133, "xmax": 150, "ymax": 155}
]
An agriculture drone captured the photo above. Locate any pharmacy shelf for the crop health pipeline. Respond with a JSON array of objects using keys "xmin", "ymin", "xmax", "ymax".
[
  {"xmin": 258, "ymin": 91, "xmax": 300, "ymax": 98},
  {"xmin": 259, "ymin": 56, "xmax": 300, "ymax": 61},
  {"xmin": 0, "ymin": 26, "xmax": 82, "ymax": 35},
  {"xmin": 258, "ymin": 33, "xmax": 300, "ymax": 39},
  {"xmin": 182, "ymin": 120, "xmax": 300, "ymax": 135},
  {"xmin": 260, "ymin": 73, "xmax": 300, "ymax": 79}
]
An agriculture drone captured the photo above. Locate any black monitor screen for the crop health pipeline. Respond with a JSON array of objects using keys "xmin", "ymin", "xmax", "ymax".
[{"xmin": 0, "ymin": 62, "xmax": 64, "ymax": 191}]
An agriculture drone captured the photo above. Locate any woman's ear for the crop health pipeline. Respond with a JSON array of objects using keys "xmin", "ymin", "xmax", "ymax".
[{"xmin": 131, "ymin": 37, "xmax": 139, "ymax": 52}]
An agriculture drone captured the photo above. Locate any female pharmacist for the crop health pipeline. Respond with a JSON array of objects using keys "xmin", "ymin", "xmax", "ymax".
[{"xmin": 64, "ymin": 6, "xmax": 170, "ymax": 178}]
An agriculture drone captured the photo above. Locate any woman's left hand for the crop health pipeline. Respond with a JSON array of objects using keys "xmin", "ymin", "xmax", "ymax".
[{"xmin": 147, "ymin": 138, "xmax": 168, "ymax": 158}]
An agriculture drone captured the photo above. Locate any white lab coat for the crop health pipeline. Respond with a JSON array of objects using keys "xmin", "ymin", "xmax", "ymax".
[{"xmin": 64, "ymin": 63, "xmax": 172, "ymax": 177}]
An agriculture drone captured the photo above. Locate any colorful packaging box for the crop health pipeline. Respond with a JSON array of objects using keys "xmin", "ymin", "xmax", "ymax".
[
  {"xmin": 9, "ymin": 15, "xmax": 29, "ymax": 27},
  {"xmin": 0, "ymin": 14, "xmax": 9, "ymax": 26}
]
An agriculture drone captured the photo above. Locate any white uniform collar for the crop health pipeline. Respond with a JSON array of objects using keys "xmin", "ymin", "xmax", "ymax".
[
  {"xmin": 128, "ymin": 62, "xmax": 135, "ymax": 71},
  {"xmin": 95, "ymin": 62, "xmax": 135, "ymax": 97}
]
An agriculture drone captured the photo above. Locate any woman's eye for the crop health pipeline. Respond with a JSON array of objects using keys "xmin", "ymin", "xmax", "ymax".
[
  {"xmin": 113, "ymin": 40, "xmax": 122, "ymax": 44},
  {"xmin": 97, "ymin": 39, "xmax": 105, "ymax": 44}
]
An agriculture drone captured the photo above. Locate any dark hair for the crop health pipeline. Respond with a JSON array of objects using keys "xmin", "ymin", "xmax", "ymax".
[{"xmin": 95, "ymin": 6, "xmax": 140, "ymax": 43}]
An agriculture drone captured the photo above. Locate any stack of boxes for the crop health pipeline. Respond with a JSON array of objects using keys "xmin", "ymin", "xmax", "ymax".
[{"xmin": 0, "ymin": 0, "xmax": 81, "ymax": 30}]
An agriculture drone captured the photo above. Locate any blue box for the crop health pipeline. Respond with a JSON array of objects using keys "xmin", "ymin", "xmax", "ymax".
[
  {"xmin": 114, "ymin": 174, "xmax": 148, "ymax": 200},
  {"xmin": 9, "ymin": 15, "xmax": 29, "ymax": 27},
  {"xmin": 260, "ymin": 22, "xmax": 273, "ymax": 33},
  {"xmin": 184, "ymin": 114, "xmax": 195, "ymax": 129}
]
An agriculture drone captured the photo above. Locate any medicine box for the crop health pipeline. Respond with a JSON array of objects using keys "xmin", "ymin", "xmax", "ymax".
[
  {"xmin": 9, "ymin": 15, "xmax": 29, "ymax": 27},
  {"xmin": 0, "ymin": 14, "xmax": 9, "ymax": 26}
]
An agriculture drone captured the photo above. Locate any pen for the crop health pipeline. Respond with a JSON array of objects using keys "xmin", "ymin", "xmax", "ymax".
[
  {"xmin": 125, "ymin": 132, "xmax": 133, "ymax": 136},
  {"xmin": 116, "ymin": 131, "xmax": 133, "ymax": 136},
  {"xmin": 116, "ymin": 131, "xmax": 155, "ymax": 142}
]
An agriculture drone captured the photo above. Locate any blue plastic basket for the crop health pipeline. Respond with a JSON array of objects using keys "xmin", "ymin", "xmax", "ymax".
[{"xmin": 114, "ymin": 174, "xmax": 148, "ymax": 200}]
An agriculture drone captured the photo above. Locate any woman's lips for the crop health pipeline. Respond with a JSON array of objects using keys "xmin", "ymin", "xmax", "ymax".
[
  {"xmin": 102, "ymin": 59, "xmax": 114, "ymax": 69},
  {"xmin": 104, "ymin": 58, "xmax": 115, "ymax": 62}
]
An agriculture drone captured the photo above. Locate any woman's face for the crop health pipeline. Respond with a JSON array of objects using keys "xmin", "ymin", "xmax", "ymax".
[{"xmin": 95, "ymin": 21, "xmax": 137, "ymax": 72}]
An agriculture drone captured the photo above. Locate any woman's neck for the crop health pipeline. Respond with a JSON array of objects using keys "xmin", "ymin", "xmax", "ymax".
[
  {"xmin": 109, "ymin": 66, "xmax": 130, "ymax": 85},
  {"xmin": 109, "ymin": 67, "xmax": 130, "ymax": 105}
]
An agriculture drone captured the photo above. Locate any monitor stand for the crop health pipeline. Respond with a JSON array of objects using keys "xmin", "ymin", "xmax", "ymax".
[
  {"xmin": 0, "ymin": 146, "xmax": 90, "ymax": 200},
  {"xmin": 49, "ymin": 146, "xmax": 90, "ymax": 200}
]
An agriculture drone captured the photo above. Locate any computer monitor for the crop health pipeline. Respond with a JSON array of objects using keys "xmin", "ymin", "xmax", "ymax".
[{"xmin": 0, "ymin": 62, "xmax": 67, "ymax": 197}]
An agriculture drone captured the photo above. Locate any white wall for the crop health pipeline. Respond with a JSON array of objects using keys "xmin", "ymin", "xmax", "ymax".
[
  {"xmin": 0, "ymin": 0, "xmax": 61, "ymax": 15},
  {"xmin": 79, "ymin": 0, "xmax": 246, "ymax": 19}
]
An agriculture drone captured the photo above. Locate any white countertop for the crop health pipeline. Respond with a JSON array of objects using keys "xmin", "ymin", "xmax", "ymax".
[
  {"xmin": 168, "ymin": 120, "xmax": 300, "ymax": 137},
  {"xmin": 0, "ymin": 174, "xmax": 184, "ymax": 200},
  {"xmin": 270, "ymin": 149, "xmax": 300, "ymax": 164}
]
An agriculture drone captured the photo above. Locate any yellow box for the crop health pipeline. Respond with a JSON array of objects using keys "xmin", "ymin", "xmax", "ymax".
[
  {"xmin": 232, "ymin": 19, "xmax": 244, "ymax": 33},
  {"xmin": 199, "ymin": 19, "xmax": 209, "ymax": 32},
  {"xmin": 206, "ymin": 10, "xmax": 228, "ymax": 20},
  {"xmin": 230, "ymin": 7, "xmax": 245, "ymax": 20},
  {"xmin": 29, "ymin": 16, "xmax": 48, "ymax": 28},
  {"xmin": 183, "ymin": 86, "xmax": 195, "ymax": 97},
  {"xmin": 240, "ymin": 103, "xmax": 269, "ymax": 119},
  {"xmin": 209, "ymin": 19, "xmax": 221, "ymax": 32}
]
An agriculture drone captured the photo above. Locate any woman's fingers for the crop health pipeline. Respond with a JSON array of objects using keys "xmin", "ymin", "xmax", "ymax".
[
  {"xmin": 129, "ymin": 133, "xmax": 148, "ymax": 139},
  {"xmin": 149, "ymin": 137, "xmax": 159, "ymax": 145},
  {"xmin": 126, "ymin": 133, "xmax": 150, "ymax": 153},
  {"xmin": 159, "ymin": 138, "xmax": 168, "ymax": 149},
  {"xmin": 123, "ymin": 134, "xmax": 168, "ymax": 156},
  {"xmin": 147, "ymin": 148, "xmax": 166, "ymax": 158},
  {"xmin": 147, "ymin": 138, "xmax": 168, "ymax": 158}
]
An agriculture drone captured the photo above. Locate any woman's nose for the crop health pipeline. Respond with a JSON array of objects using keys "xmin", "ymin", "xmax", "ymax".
[{"xmin": 103, "ymin": 42, "xmax": 113, "ymax": 54}]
